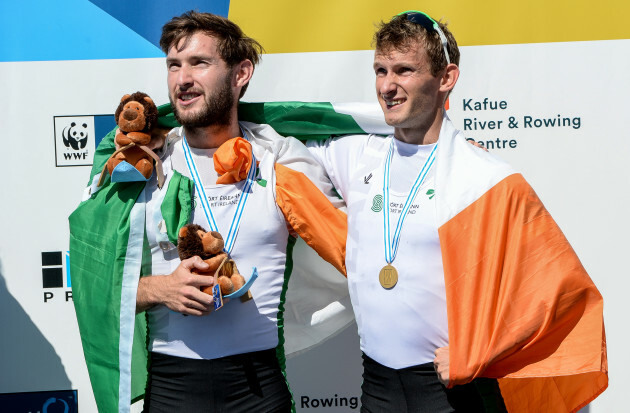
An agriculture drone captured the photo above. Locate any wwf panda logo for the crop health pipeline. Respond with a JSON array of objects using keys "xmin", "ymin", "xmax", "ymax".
[{"xmin": 62, "ymin": 122, "xmax": 88, "ymax": 150}]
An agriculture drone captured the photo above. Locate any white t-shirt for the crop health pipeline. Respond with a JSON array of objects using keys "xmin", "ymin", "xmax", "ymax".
[
  {"xmin": 144, "ymin": 124, "xmax": 326, "ymax": 359},
  {"xmin": 308, "ymin": 134, "xmax": 448, "ymax": 369}
]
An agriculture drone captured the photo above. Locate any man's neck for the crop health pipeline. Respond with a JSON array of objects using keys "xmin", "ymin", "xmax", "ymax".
[
  {"xmin": 394, "ymin": 107, "xmax": 444, "ymax": 145},
  {"xmin": 183, "ymin": 122, "xmax": 241, "ymax": 149}
]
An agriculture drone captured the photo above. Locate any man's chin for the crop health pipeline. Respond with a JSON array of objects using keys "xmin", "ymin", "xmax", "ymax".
[
  {"xmin": 178, "ymin": 113, "xmax": 201, "ymax": 125},
  {"xmin": 175, "ymin": 103, "xmax": 198, "ymax": 115},
  {"xmin": 173, "ymin": 107, "xmax": 205, "ymax": 127},
  {"xmin": 383, "ymin": 116, "xmax": 402, "ymax": 128}
]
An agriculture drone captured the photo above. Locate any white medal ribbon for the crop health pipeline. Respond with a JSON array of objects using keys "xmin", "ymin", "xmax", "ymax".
[
  {"xmin": 383, "ymin": 139, "xmax": 437, "ymax": 264},
  {"xmin": 181, "ymin": 133, "xmax": 257, "ymax": 255}
]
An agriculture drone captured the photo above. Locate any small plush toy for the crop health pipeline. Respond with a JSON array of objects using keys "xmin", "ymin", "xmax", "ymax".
[
  {"xmin": 107, "ymin": 92, "xmax": 158, "ymax": 176},
  {"xmin": 177, "ymin": 223, "xmax": 247, "ymax": 297},
  {"xmin": 100, "ymin": 91, "xmax": 165, "ymax": 188}
]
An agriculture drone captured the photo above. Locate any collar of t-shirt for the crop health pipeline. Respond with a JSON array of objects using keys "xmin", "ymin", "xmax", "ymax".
[
  {"xmin": 171, "ymin": 143, "xmax": 220, "ymax": 185},
  {"xmin": 389, "ymin": 138, "xmax": 436, "ymax": 195}
]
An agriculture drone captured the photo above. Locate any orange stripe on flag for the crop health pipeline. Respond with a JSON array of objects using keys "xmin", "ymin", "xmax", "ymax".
[
  {"xmin": 438, "ymin": 173, "xmax": 607, "ymax": 412},
  {"xmin": 275, "ymin": 163, "xmax": 347, "ymax": 276}
]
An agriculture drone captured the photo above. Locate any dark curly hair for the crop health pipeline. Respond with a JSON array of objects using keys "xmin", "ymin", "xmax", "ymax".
[{"xmin": 160, "ymin": 11, "xmax": 264, "ymax": 97}]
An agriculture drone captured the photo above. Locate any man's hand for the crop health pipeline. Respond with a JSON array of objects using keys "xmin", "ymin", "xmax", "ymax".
[
  {"xmin": 433, "ymin": 346, "xmax": 450, "ymax": 387},
  {"xmin": 113, "ymin": 126, "xmax": 169, "ymax": 151},
  {"xmin": 147, "ymin": 127, "xmax": 170, "ymax": 151},
  {"xmin": 136, "ymin": 256, "xmax": 218, "ymax": 316},
  {"xmin": 466, "ymin": 138, "xmax": 489, "ymax": 152}
]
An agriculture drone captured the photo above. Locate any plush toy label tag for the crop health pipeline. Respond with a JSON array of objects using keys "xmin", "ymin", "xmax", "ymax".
[
  {"xmin": 111, "ymin": 160, "xmax": 151, "ymax": 183},
  {"xmin": 213, "ymin": 284, "xmax": 223, "ymax": 311},
  {"xmin": 224, "ymin": 267, "xmax": 258, "ymax": 299}
]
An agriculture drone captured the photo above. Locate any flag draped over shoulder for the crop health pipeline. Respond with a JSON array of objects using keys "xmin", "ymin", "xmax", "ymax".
[
  {"xmin": 153, "ymin": 101, "xmax": 393, "ymax": 141},
  {"xmin": 70, "ymin": 102, "xmax": 380, "ymax": 412},
  {"xmin": 432, "ymin": 118, "xmax": 607, "ymax": 412},
  {"xmin": 70, "ymin": 101, "xmax": 606, "ymax": 413},
  {"xmin": 70, "ymin": 133, "xmax": 195, "ymax": 412},
  {"xmin": 69, "ymin": 173, "xmax": 148, "ymax": 413}
]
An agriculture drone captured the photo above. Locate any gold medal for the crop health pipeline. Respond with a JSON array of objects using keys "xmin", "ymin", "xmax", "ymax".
[{"xmin": 379, "ymin": 264, "xmax": 398, "ymax": 289}]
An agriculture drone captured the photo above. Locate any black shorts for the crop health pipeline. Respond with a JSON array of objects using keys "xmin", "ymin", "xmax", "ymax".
[
  {"xmin": 143, "ymin": 349, "xmax": 292, "ymax": 413},
  {"xmin": 360, "ymin": 353, "xmax": 507, "ymax": 413}
]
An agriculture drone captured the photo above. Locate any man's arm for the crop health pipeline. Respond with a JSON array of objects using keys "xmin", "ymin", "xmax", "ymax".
[
  {"xmin": 270, "ymin": 136, "xmax": 348, "ymax": 275},
  {"xmin": 274, "ymin": 163, "xmax": 347, "ymax": 275},
  {"xmin": 136, "ymin": 256, "xmax": 217, "ymax": 316}
]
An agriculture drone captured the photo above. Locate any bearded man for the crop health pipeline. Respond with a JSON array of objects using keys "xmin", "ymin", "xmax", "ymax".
[{"xmin": 71, "ymin": 11, "xmax": 349, "ymax": 413}]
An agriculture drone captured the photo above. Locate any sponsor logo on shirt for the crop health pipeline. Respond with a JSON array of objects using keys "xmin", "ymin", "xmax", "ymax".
[{"xmin": 371, "ymin": 194, "xmax": 383, "ymax": 212}]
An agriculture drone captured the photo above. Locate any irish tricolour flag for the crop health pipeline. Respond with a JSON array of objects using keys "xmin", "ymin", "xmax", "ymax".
[{"xmin": 70, "ymin": 101, "xmax": 606, "ymax": 413}]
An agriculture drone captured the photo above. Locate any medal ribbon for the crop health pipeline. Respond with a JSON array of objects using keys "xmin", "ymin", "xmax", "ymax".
[
  {"xmin": 182, "ymin": 133, "xmax": 257, "ymax": 254},
  {"xmin": 383, "ymin": 139, "xmax": 437, "ymax": 264}
]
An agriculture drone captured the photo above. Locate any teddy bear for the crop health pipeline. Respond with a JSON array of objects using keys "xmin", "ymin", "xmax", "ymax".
[
  {"xmin": 177, "ymin": 223, "xmax": 247, "ymax": 297},
  {"xmin": 104, "ymin": 91, "xmax": 161, "ymax": 184}
]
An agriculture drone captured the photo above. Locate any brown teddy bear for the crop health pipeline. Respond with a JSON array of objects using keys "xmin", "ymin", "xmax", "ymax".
[
  {"xmin": 99, "ymin": 91, "xmax": 166, "ymax": 188},
  {"xmin": 107, "ymin": 91, "xmax": 158, "ymax": 178},
  {"xmin": 177, "ymin": 223, "xmax": 247, "ymax": 297}
]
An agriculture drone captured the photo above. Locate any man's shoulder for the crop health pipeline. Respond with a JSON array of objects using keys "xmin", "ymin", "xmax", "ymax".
[
  {"xmin": 308, "ymin": 133, "xmax": 389, "ymax": 155},
  {"xmin": 240, "ymin": 121, "xmax": 284, "ymax": 139},
  {"xmin": 240, "ymin": 121, "xmax": 295, "ymax": 148},
  {"xmin": 239, "ymin": 121, "xmax": 316, "ymax": 169},
  {"xmin": 446, "ymin": 125, "xmax": 515, "ymax": 172}
]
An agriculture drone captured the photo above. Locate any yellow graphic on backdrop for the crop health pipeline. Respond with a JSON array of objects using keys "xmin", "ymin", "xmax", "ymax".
[{"xmin": 229, "ymin": 0, "xmax": 629, "ymax": 53}]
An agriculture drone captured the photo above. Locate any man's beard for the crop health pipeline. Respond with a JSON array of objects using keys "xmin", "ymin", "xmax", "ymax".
[{"xmin": 170, "ymin": 71, "xmax": 234, "ymax": 128}]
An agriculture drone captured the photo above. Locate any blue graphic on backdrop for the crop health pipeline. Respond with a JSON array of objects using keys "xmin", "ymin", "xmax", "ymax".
[
  {"xmin": 90, "ymin": 0, "xmax": 230, "ymax": 49},
  {"xmin": 0, "ymin": 0, "xmax": 228, "ymax": 62},
  {"xmin": 94, "ymin": 114, "xmax": 117, "ymax": 147}
]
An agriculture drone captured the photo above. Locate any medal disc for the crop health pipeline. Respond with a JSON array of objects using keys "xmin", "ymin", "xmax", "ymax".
[{"xmin": 379, "ymin": 264, "xmax": 398, "ymax": 289}]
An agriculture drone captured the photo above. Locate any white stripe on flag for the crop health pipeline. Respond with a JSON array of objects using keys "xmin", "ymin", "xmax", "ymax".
[
  {"xmin": 118, "ymin": 190, "xmax": 147, "ymax": 413},
  {"xmin": 331, "ymin": 102, "xmax": 393, "ymax": 135}
]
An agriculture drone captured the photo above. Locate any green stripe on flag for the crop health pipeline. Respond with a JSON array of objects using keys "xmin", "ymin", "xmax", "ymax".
[
  {"xmin": 161, "ymin": 171, "xmax": 195, "ymax": 244},
  {"xmin": 89, "ymin": 128, "xmax": 116, "ymax": 183},
  {"xmin": 69, "ymin": 180, "xmax": 147, "ymax": 413},
  {"xmin": 276, "ymin": 235, "xmax": 297, "ymax": 413},
  {"xmin": 238, "ymin": 102, "xmax": 366, "ymax": 140},
  {"xmin": 158, "ymin": 101, "xmax": 367, "ymax": 140}
]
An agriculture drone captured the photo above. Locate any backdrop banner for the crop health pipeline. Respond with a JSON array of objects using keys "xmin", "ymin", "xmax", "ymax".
[{"xmin": 0, "ymin": 1, "xmax": 626, "ymax": 412}]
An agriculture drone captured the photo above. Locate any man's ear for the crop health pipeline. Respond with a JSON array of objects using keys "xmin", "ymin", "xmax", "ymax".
[
  {"xmin": 233, "ymin": 59, "xmax": 254, "ymax": 90},
  {"xmin": 440, "ymin": 63, "xmax": 459, "ymax": 93}
]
